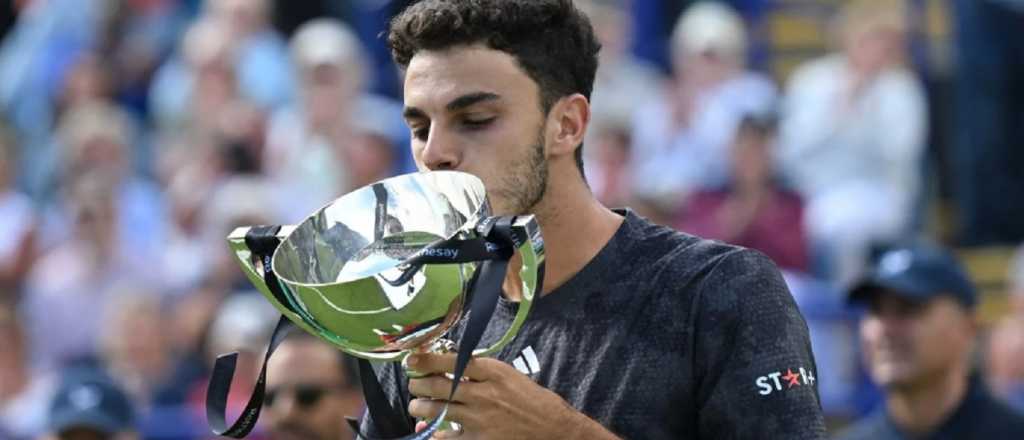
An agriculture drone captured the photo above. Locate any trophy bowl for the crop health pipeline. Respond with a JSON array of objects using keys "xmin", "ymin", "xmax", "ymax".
[{"xmin": 226, "ymin": 171, "xmax": 543, "ymax": 362}]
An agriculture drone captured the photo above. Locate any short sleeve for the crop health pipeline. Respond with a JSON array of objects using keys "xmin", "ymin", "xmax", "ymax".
[{"xmin": 693, "ymin": 249, "xmax": 827, "ymax": 439}]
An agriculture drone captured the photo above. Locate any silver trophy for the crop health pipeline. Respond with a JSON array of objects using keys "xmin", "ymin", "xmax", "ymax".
[{"xmin": 210, "ymin": 171, "xmax": 544, "ymax": 438}]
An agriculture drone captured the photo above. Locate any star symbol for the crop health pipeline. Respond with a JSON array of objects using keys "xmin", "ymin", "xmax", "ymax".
[{"xmin": 782, "ymin": 369, "xmax": 801, "ymax": 388}]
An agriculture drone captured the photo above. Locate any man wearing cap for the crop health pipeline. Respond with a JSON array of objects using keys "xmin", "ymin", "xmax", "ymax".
[
  {"xmin": 836, "ymin": 243, "xmax": 1024, "ymax": 439},
  {"xmin": 41, "ymin": 370, "xmax": 136, "ymax": 440}
]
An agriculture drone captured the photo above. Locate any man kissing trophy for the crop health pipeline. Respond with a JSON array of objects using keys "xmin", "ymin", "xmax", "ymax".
[{"xmin": 205, "ymin": 171, "xmax": 545, "ymax": 439}]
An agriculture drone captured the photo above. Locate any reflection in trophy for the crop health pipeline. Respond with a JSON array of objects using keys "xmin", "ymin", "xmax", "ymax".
[{"xmin": 210, "ymin": 171, "xmax": 545, "ymax": 438}]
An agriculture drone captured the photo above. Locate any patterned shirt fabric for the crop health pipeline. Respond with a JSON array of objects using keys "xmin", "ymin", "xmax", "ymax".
[{"xmin": 361, "ymin": 209, "xmax": 826, "ymax": 439}]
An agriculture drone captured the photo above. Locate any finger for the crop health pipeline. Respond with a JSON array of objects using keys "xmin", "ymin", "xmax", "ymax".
[
  {"xmin": 407, "ymin": 397, "xmax": 452, "ymax": 421},
  {"xmin": 409, "ymin": 375, "xmax": 469, "ymax": 402},
  {"xmin": 406, "ymin": 353, "xmax": 505, "ymax": 380}
]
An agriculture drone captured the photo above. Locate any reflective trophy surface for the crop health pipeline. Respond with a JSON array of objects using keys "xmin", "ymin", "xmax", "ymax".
[{"xmin": 215, "ymin": 171, "xmax": 544, "ymax": 438}]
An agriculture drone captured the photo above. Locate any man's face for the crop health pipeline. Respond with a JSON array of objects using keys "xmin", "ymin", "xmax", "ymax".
[
  {"xmin": 264, "ymin": 340, "xmax": 358, "ymax": 440},
  {"xmin": 860, "ymin": 292, "xmax": 974, "ymax": 391},
  {"xmin": 402, "ymin": 45, "xmax": 549, "ymax": 216}
]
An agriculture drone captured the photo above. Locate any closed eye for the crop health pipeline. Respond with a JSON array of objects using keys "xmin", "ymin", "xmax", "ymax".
[
  {"xmin": 462, "ymin": 117, "xmax": 495, "ymax": 130},
  {"xmin": 410, "ymin": 124, "xmax": 429, "ymax": 142}
]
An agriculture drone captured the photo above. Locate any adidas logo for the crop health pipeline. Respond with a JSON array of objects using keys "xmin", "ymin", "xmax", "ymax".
[{"xmin": 511, "ymin": 346, "xmax": 541, "ymax": 376}]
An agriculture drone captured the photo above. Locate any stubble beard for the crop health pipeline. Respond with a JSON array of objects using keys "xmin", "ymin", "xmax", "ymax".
[{"xmin": 492, "ymin": 125, "xmax": 548, "ymax": 216}]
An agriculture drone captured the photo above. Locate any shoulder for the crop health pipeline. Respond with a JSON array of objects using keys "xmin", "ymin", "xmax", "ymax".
[
  {"xmin": 620, "ymin": 210, "xmax": 741, "ymax": 279},
  {"xmin": 620, "ymin": 210, "xmax": 782, "ymax": 290},
  {"xmin": 634, "ymin": 216, "xmax": 794, "ymax": 323},
  {"xmin": 689, "ymin": 246, "xmax": 795, "ymax": 327}
]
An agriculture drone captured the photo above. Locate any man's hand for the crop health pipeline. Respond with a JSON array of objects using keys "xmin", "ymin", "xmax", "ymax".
[{"xmin": 406, "ymin": 353, "xmax": 619, "ymax": 440}]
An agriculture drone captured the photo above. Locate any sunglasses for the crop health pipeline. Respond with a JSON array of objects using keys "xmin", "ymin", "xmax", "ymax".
[{"xmin": 265, "ymin": 384, "xmax": 345, "ymax": 409}]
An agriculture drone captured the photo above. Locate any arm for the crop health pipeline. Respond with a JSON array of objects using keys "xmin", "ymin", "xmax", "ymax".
[{"xmin": 693, "ymin": 249, "xmax": 827, "ymax": 439}]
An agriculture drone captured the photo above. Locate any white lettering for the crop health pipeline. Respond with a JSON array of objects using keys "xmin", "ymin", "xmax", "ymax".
[
  {"xmin": 420, "ymin": 248, "xmax": 459, "ymax": 259},
  {"xmin": 756, "ymin": 376, "xmax": 773, "ymax": 395},
  {"xmin": 768, "ymin": 372, "xmax": 783, "ymax": 391},
  {"xmin": 801, "ymin": 368, "xmax": 816, "ymax": 386}
]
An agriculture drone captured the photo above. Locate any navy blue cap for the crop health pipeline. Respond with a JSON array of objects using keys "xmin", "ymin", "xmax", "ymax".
[
  {"xmin": 848, "ymin": 242, "xmax": 977, "ymax": 308},
  {"xmin": 48, "ymin": 370, "xmax": 135, "ymax": 435}
]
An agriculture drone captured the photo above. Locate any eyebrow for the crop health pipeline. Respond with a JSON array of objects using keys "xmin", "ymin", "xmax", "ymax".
[
  {"xmin": 446, "ymin": 92, "xmax": 500, "ymax": 111},
  {"xmin": 403, "ymin": 91, "xmax": 502, "ymax": 121}
]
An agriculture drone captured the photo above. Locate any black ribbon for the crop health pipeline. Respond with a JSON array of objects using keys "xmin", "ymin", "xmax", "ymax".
[{"xmin": 206, "ymin": 217, "xmax": 530, "ymax": 439}]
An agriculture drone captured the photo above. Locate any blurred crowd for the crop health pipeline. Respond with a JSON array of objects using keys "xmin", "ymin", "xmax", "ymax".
[{"xmin": 0, "ymin": 0, "xmax": 1021, "ymax": 438}]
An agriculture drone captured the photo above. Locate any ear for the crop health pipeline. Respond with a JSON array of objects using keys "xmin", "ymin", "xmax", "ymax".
[{"xmin": 546, "ymin": 93, "xmax": 590, "ymax": 159}]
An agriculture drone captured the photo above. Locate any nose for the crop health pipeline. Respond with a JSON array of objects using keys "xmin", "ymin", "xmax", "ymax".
[{"xmin": 419, "ymin": 127, "xmax": 461, "ymax": 171}]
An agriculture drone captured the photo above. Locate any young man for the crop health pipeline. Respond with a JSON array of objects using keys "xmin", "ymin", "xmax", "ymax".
[
  {"xmin": 361, "ymin": 1, "xmax": 825, "ymax": 438},
  {"xmin": 836, "ymin": 243, "xmax": 1024, "ymax": 439}
]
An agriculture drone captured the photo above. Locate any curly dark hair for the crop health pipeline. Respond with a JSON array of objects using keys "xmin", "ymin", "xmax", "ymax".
[{"xmin": 388, "ymin": 0, "xmax": 601, "ymax": 176}]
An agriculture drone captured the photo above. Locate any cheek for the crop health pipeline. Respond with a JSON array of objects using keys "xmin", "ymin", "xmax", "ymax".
[{"xmin": 860, "ymin": 318, "xmax": 884, "ymax": 348}]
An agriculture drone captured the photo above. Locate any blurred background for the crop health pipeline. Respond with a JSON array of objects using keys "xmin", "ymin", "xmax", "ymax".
[{"xmin": 0, "ymin": 0, "xmax": 1021, "ymax": 438}]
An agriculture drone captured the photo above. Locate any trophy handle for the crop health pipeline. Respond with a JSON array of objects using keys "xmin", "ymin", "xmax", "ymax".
[
  {"xmin": 470, "ymin": 215, "xmax": 545, "ymax": 357},
  {"xmin": 227, "ymin": 226, "xmax": 324, "ymax": 339}
]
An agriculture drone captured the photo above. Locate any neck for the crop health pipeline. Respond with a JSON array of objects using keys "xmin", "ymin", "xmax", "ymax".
[
  {"xmin": 886, "ymin": 369, "xmax": 970, "ymax": 436},
  {"xmin": 519, "ymin": 168, "xmax": 623, "ymax": 297}
]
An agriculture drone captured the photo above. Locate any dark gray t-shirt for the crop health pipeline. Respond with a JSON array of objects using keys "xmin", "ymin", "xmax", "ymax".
[{"xmin": 362, "ymin": 210, "xmax": 826, "ymax": 439}]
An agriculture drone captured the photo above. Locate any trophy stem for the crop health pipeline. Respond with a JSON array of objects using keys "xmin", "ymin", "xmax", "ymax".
[{"xmin": 402, "ymin": 338, "xmax": 461, "ymax": 433}]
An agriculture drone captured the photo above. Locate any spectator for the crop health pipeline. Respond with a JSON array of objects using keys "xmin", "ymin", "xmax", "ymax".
[
  {"xmin": 264, "ymin": 333, "xmax": 364, "ymax": 440},
  {"xmin": 629, "ymin": 1, "xmax": 776, "ymax": 221},
  {"xmin": 150, "ymin": 0, "xmax": 292, "ymax": 124},
  {"xmin": 21, "ymin": 172, "xmax": 154, "ymax": 373},
  {"xmin": 150, "ymin": 17, "xmax": 240, "ymax": 134},
  {"xmin": 577, "ymin": 0, "xmax": 663, "ymax": 203},
  {"xmin": 97, "ymin": 286, "xmax": 174, "ymax": 408},
  {"xmin": 41, "ymin": 369, "xmax": 137, "ymax": 440},
  {"xmin": 345, "ymin": 127, "xmax": 400, "ymax": 191},
  {"xmin": 0, "ymin": 0, "xmax": 110, "ymax": 198},
  {"xmin": 47, "ymin": 100, "xmax": 167, "ymax": 259},
  {"xmin": 264, "ymin": 18, "xmax": 405, "ymax": 219},
  {"xmin": 836, "ymin": 243, "xmax": 1024, "ymax": 439},
  {"xmin": 204, "ymin": 0, "xmax": 293, "ymax": 109},
  {"xmin": 779, "ymin": 0, "xmax": 927, "ymax": 288},
  {"xmin": 986, "ymin": 244, "xmax": 1024, "ymax": 412},
  {"xmin": 677, "ymin": 112, "xmax": 808, "ymax": 273}
]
